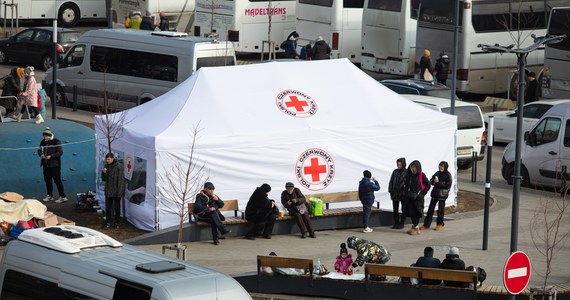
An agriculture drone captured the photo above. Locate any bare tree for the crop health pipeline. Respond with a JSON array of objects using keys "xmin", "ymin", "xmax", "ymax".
[
  {"xmin": 162, "ymin": 123, "xmax": 208, "ymax": 246},
  {"xmin": 530, "ymin": 175, "xmax": 570, "ymax": 290}
]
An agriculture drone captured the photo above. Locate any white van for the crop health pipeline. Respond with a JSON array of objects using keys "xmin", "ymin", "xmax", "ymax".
[
  {"xmin": 45, "ymin": 29, "xmax": 236, "ymax": 110},
  {"xmin": 502, "ymin": 102, "xmax": 570, "ymax": 188},
  {"xmin": 402, "ymin": 95, "xmax": 486, "ymax": 168},
  {"xmin": 0, "ymin": 226, "xmax": 251, "ymax": 300}
]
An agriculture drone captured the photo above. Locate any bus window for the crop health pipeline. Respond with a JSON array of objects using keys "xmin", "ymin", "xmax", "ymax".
[
  {"xmin": 299, "ymin": 0, "xmax": 333, "ymax": 7},
  {"xmin": 343, "ymin": 0, "xmax": 364, "ymax": 8},
  {"xmin": 410, "ymin": 0, "xmax": 420, "ymax": 19},
  {"xmin": 196, "ymin": 56, "xmax": 236, "ymax": 70},
  {"xmin": 565, "ymin": 120, "xmax": 570, "ymax": 148},
  {"xmin": 367, "ymin": 0, "xmax": 401, "ymax": 12},
  {"xmin": 419, "ymin": 0, "xmax": 462, "ymax": 25},
  {"xmin": 547, "ymin": 9, "xmax": 570, "ymax": 51}
]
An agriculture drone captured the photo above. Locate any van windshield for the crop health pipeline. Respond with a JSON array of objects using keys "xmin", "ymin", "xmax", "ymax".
[
  {"xmin": 196, "ymin": 56, "xmax": 236, "ymax": 70},
  {"xmin": 442, "ymin": 106, "xmax": 483, "ymax": 129}
]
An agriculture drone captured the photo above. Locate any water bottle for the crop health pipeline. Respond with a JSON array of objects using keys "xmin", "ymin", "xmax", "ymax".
[{"xmin": 315, "ymin": 258, "xmax": 321, "ymax": 275}]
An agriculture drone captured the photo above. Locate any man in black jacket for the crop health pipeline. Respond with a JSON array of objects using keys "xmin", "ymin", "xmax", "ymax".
[
  {"xmin": 38, "ymin": 127, "xmax": 67, "ymax": 203},
  {"xmin": 245, "ymin": 184, "xmax": 276, "ymax": 240},
  {"xmin": 441, "ymin": 247, "xmax": 467, "ymax": 287},
  {"xmin": 194, "ymin": 182, "xmax": 231, "ymax": 245},
  {"xmin": 101, "ymin": 152, "xmax": 126, "ymax": 229},
  {"xmin": 415, "ymin": 247, "xmax": 442, "ymax": 285}
]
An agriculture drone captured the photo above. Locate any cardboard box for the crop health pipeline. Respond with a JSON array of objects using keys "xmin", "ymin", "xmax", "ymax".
[
  {"xmin": 36, "ymin": 211, "xmax": 58, "ymax": 227},
  {"xmin": 57, "ymin": 216, "xmax": 76, "ymax": 226}
]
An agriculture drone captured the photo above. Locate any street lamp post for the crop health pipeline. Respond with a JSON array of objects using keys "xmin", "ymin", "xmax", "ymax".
[
  {"xmin": 478, "ymin": 33, "xmax": 566, "ymax": 300},
  {"xmin": 52, "ymin": 20, "xmax": 57, "ymax": 119}
]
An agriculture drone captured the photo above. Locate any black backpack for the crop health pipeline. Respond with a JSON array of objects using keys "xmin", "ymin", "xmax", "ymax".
[
  {"xmin": 467, "ymin": 266, "xmax": 487, "ymax": 286},
  {"xmin": 280, "ymin": 40, "xmax": 288, "ymax": 50}
]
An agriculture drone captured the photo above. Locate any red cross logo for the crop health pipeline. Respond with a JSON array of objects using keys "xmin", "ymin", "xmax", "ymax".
[
  {"xmin": 127, "ymin": 160, "xmax": 132, "ymax": 173},
  {"xmin": 285, "ymin": 95, "xmax": 308, "ymax": 112},
  {"xmin": 304, "ymin": 157, "xmax": 326, "ymax": 182}
]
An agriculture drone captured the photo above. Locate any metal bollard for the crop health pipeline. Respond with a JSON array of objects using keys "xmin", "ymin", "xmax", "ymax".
[
  {"xmin": 73, "ymin": 85, "xmax": 77, "ymax": 112},
  {"xmin": 471, "ymin": 152, "xmax": 478, "ymax": 182}
]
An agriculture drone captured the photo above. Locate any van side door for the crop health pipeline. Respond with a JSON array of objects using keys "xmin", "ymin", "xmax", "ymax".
[
  {"xmin": 59, "ymin": 44, "xmax": 86, "ymax": 105},
  {"xmin": 523, "ymin": 116, "xmax": 563, "ymax": 187},
  {"xmin": 560, "ymin": 119, "xmax": 570, "ymax": 188}
]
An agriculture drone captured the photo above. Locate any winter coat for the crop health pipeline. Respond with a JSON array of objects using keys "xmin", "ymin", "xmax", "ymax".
[
  {"xmin": 194, "ymin": 191, "xmax": 225, "ymax": 221},
  {"xmin": 347, "ymin": 236, "xmax": 391, "ymax": 267},
  {"xmin": 335, "ymin": 254, "xmax": 353, "ymax": 274},
  {"xmin": 126, "ymin": 16, "xmax": 142, "ymax": 29},
  {"xmin": 435, "ymin": 57, "xmax": 450, "ymax": 82},
  {"xmin": 388, "ymin": 157, "xmax": 407, "ymax": 201},
  {"xmin": 38, "ymin": 135, "xmax": 63, "ymax": 168},
  {"xmin": 285, "ymin": 38, "xmax": 298, "ymax": 58},
  {"xmin": 281, "ymin": 188, "xmax": 307, "ymax": 215},
  {"xmin": 159, "ymin": 17, "xmax": 169, "ymax": 31},
  {"xmin": 419, "ymin": 56, "xmax": 434, "ymax": 80},
  {"xmin": 20, "ymin": 75, "xmax": 38, "ymax": 107},
  {"xmin": 525, "ymin": 79, "xmax": 540, "ymax": 104},
  {"xmin": 1, "ymin": 68, "xmax": 21, "ymax": 98},
  {"xmin": 430, "ymin": 161, "xmax": 452, "ymax": 200},
  {"xmin": 101, "ymin": 159, "xmax": 126, "ymax": 198},
  {"xmin": 245, "ymin": 187, "xmax": 275, "ymax": 222},
  {"xmin": 441, "ymin": 254, "xmax": 468, "ymax": 287},
  {"xmin": 139, "ymin": 16, "xmax": 155, "ymax": 30},
  {"xmin": 415, "ymin": 254, "xmax": 442, "ymax": 285},
  {"xmin": 358, "ymin": 177, "xmax": 380, "ymax": 206},
  {"xmin": 404, "ymin": 160, "xmax": 430, "ymax": 217},
  {"xmin": 311, "ymin": 40, "xmax": 331, "ymax": 60}
]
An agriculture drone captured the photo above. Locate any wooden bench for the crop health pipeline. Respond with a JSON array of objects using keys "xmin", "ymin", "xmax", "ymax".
[
  {"xmin": 365, "ymin": 264, "xmax": 478, "ymax": 298},
  {"xmin": 310, "ymin": 191, "xmax": 382, "ymax": 217},
  {"xmin": 188, "ymin": 199, "xmax": 245, "ymax": 226},
  {"xmin": 256, "ymin": 255, "xmax": 314, "ymax": 286}
]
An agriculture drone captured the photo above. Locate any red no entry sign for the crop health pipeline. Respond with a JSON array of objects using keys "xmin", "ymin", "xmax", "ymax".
[{"xmin": 503, "ymin": 251, "xmax": 532, "ymax": 295}]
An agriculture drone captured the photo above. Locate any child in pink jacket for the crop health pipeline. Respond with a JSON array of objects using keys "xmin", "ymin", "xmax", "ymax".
[{"xmin": 334, "ymin": 243, "xmax": 353, "ymax": 275}]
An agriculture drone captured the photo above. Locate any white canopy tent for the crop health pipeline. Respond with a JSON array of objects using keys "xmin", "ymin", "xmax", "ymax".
[{"xmin": 94, "ymin": 59, "xmax": 457, "ymax": 231}]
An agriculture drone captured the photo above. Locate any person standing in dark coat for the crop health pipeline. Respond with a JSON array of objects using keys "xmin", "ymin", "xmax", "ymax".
[
  {"xmin": 311, "ymin": 36, "xmax": 331, "ymax": 60},
  {"xmin": 38, "ymin": 127, "xmax": 67, "ymax": 203},
  {"xmin": 404, "ymin": 160, "xmax": 430, "ymax": 236},
  {"xmin": 434, "ymin": 52, "xmax": 450, "ymax": 85},
  {"xmin": 158, "ymin": 12, "xmax": 169, "ymax": 31},
  {"xmin": 1, "ymin": 67, "xmax": 23, "ymax": 115},
  {"xmin": 284, "ymin": 31, "xmax": 300, "ymax": 59},
  {"xmin": 422, "ymin": 161, "xmax": 452, "ymax": 231},
  {"xmin": 195, "ymin": 182, "xmax": 231, "ymax": 245},
  {"xmin": 358, "ymin": 170, "xmax": 380, "ymax": 233},
  {"xmin": 139, "ymin": 11, "xmax": 156, "ymax": 30},
  {"xmin": 419, "ymin": 49, "xmax": 434, "ymax": 81},
  {"xmin": 101, "ymin": 152, "xmax": 126, "ymax": 229},
  {"xmin": 414, "ymin": 246, "xmax": 442, "ymax": 285},
  {"xmin": 525, "ymin": 71, "xmax": 540, "ymax": 103},
  {"xmin": 281, "ymin": 182, "xmax": 315, "ymax": 239},
  {"xmin": 441, "ymin": 247, "xmax": 468, "ymax": 287},
  {"xmin": 245, "ymin": 183, "xmax": 276, "ymax": 240},
  {"xmin": 388, "ymin": 158, "xmax": 407, "ymax": 229}
]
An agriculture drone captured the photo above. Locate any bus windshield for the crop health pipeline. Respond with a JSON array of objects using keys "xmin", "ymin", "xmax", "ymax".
[
  {"xmin": 419, "ymin": 0, "xmax": 462, "ymax": 25},
  {"xmin": 547, "ymin": 8, "xmax": 570, "ymax": 51},
  {"xmin": 298, "ymin": 0, "xmax": 333, "ymax": 7},
  {"xmin": 367, "ymin": 0, "xmax": 401, "ymax": 11}
]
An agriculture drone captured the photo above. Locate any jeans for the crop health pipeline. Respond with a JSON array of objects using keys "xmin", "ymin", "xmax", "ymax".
[
  {"xmin": 362, "ymin": 203, "xmax": 372, "ymax": 227},
  {"xmin": 198, "ymin": 210, "xmax": 228, "ymax": 240},
  {"xmin": 423, "ymin": 198, "xmax": 446, "ymax": 227}
]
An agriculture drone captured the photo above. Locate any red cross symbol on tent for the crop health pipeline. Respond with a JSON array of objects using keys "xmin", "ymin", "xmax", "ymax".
[
  {"xmin": 127, "ymin": 160, "xmax": 132, "ymax": 173},
  {"xmin": 285, "ymin": 95, "xmax": 308, "ymax": 112},
  {"xmin": 304, "ymin": 157, "xmax": 327, "ymax": 182}
]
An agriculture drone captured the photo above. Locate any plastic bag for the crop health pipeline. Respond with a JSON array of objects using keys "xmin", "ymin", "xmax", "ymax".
[{"xmin": 309, "ymin": 197, "xmax": 323, "ymax": 217}]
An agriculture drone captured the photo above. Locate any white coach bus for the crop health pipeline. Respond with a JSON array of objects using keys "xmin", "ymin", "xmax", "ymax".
[
  {"xmin": 541, "ymin": 7, "xmax": 570, "ymax": 99},
  {"xmin": 4, "ymin": 0, "xmax": 105, "ymax": 27}
]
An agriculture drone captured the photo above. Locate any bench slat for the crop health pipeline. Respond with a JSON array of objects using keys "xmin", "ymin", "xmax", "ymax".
[
  {"xmin": 366, "ymin": 264, "xmax": 477, "ymax": 283},
  {"xmin": 257, "ymin": 255, "xmax": 313, "ymax": 270}
]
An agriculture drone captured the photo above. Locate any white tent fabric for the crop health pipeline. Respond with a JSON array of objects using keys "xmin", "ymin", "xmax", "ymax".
[{"xmin": 95, "ymin": 59, "xmax": 457, "ymax": 231}]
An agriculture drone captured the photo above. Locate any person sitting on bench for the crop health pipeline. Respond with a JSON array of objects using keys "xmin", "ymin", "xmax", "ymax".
[
  {"xmin": 414, "ymin": 246, "xmax": 442, "ymax": 285},
  {"xmin": 441, "ymin": 247, "xmax": 467, "ymax": 287},
  {"xmin": 194, "ymin": 182, "xmax": 231, "ymax": 245}
]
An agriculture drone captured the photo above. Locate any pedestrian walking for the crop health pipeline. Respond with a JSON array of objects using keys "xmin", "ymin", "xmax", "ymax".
[
  {"xmin": 101, "ymin": 153, "xmax": 126, "ymax": 229},
  {"xmin": 525, "ymin": 71, "xmax": 540, "ymax": 104},
  {"xmin": 311, "ymin": 36, "xmax": 331, "ymax": 60},
  {"xmin": 139, "ymin": 11, "xmax": 156, "ymax": 30},
  {"xmin": 0, "ymin": 67, "xmax": 23, "ymax": 115},
  {"xmin": 434, "ymin": 52, "xmax": 450, "ymax": 85},
  {"xmin": 16, "ymin": 66, "xmax": 42, "ymax": 123},
  {"xmin": 38, "ymin": 127, "xmax": 67, "ymax": 203},
  {"xmin": 419, "ymin": 49, "xmax": 434, "ymax": 81},
  {"xmin": 403, "ymin": 160, "xmax": 430, "ymax": 235},
  {"xmin": 158, "ymin": 12, "xmax": 169, "ymax": 31},
  {"xmin": 358, "ymin": 170, "xmax": 380, "ymax": 233}
]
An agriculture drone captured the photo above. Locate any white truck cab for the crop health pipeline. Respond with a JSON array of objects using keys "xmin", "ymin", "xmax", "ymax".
[
  {"xmin": 0, "ymin": 226, "xmax": 251, "ymax": 300},
  {"xmin": 502, "ymin": 102, "xmax": 570, "ymax": 188}
]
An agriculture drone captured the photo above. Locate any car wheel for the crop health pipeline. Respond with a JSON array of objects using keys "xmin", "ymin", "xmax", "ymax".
[
  {"xmin": 457, "ymin": 161, "xmax": 472, "ymax": 170},
  {"xmin": 51, "ymin": 85, "xmax": 68, "ymax": 107},
  {"xmin": 58, "ymin": 3, "xmax": 80, "ymax": 27},
  {"xmin": 503, "ymin": 163, "xmax": 514, "ymax": 185},
  {"xmin": 0, "ymin": 49, "xmax": 8, "ymax": 64},
  {"xmin": 42, "ymin": 55, "xmax": 53, "ymax": 71}
]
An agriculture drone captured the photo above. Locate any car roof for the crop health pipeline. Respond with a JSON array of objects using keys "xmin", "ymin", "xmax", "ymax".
[
  {"xmin": 401, "ymin": 94, "xmax": 476, "ymax": 108},
  {"xmin": 380, "ymin": 78, "xmax": 450, "ymax": 91},
  {"xmin": 81, "ymin": 28, "xmax": 218, "ymax": 44},
  {"xmin": 30, "ymin": 27, "xmax": 80, "ymax": 33},
  {"xmin": 524, "ymin": 99, "xmax": 570, "ymax": 106}
]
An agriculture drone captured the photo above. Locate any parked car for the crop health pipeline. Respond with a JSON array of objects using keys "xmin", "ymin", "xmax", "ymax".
[
  {"xmin": 380, "ymin": 78, "xmax": 460, "ymax": 100},
  {"xmin": 483, "ymin": 99, "xmax": 570, "ymax": 143},
  {"xmin": 0, "ymin": 27, "xmax": 80, "ymax": 70},
  {"xmin": 402, "ymin": 94, "xmax": 486, "ymax": 169}
]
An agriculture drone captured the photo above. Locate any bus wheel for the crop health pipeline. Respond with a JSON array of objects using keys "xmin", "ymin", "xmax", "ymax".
[
  {"xmin": 58, "ymin": 3, "xmax": 80, "ymax": 27},
  {"xmin": 509, "ymin": 70, "xmax": 530, "ymax": 101}
]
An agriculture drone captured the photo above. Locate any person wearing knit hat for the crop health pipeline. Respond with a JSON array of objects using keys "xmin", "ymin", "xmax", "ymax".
[
  {"xmin": 281, "ymin": 181, "xmax": 315, "ymax": 238},
  {"xmin": 358, "ymin": 170, "xmax": 380, "ymax": 233},
  {"xmin": 38, "ymin": 127, "xmax": 67, "ymax": 203},
  {"xmin": 441, "ymin": 246, "xmax": 467, "ymax": 287},
  {"xmin": 15, "ymin": 66, "xmax": 42, "ymax": 123},
  {"xmin": 244, "ymin": 183, "xmax": 277, "ymax": 240},
  {"xmin": 334, "ymin": 243, "xmax": 354, "ymax": 275},
  {"xmin": 419, "ymin": 49, "xmax": 434, "ymax": 81},
  {"xmin": 194, "ymin": 181, "xmax": 231, "ymax": 245}
]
